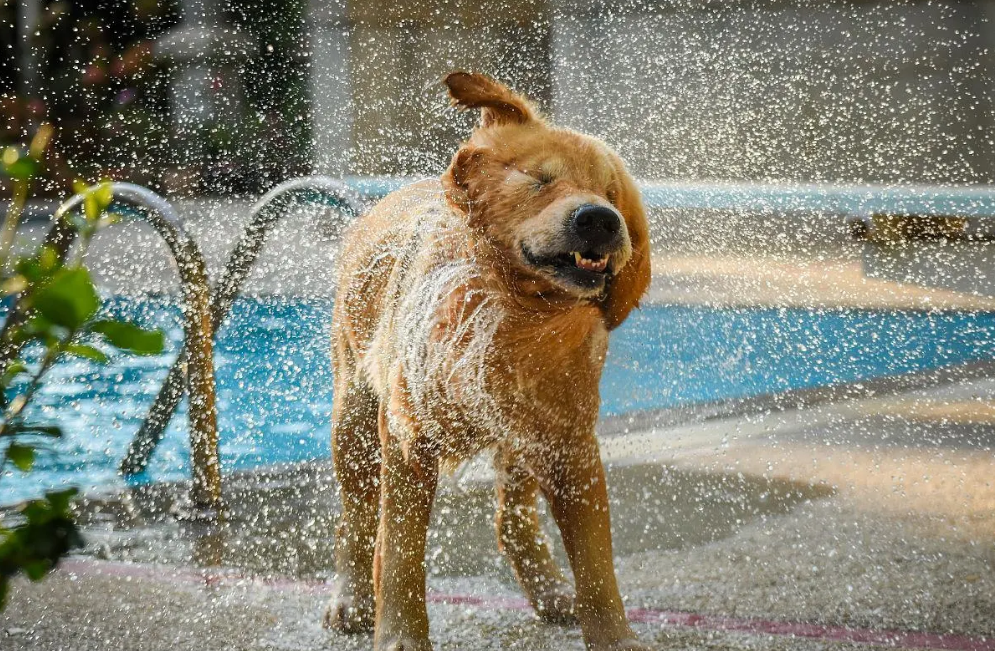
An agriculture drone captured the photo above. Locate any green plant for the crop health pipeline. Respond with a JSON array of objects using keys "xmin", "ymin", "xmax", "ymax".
[{"xmin": 0, "ymin": 125, "xmax": 165, "ymax": 609}]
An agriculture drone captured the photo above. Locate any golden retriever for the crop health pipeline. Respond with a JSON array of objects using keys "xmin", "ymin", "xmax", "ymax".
[{"xmin": 323, "ymin": 71, "xmax": 651, "ymax": 651}]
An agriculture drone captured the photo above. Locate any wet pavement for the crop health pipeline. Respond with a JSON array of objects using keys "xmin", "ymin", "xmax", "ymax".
[
  {"xmin": 3, "ymin": 373, "xmax": 994, "ymax": 650},
  {"xmin": 65, "ymin": 461, "xmax": 829, "ymax": 581}
]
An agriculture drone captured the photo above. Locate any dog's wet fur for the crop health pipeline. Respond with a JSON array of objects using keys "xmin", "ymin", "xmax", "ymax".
[{"xmin": 324, "ymin": 71, "xmax": 651, "ymax": 651}]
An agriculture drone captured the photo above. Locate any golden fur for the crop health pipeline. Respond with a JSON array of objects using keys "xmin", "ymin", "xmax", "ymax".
[{"xmin": 324, "ymin": 72, "xmax": 651, "ymax": 651}]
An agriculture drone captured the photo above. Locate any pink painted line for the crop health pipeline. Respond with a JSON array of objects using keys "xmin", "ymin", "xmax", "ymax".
[
  {"xmin": 60, "ymin": 559, "xmax": 995, "ymax": 651},
  {"xmin": 622, "ymin": 607, "xmax": 995, "ymax": 651}
]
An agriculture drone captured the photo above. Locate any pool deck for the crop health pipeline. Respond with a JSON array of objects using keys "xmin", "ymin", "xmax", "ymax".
[
  {"xmin": 648, "ymin": 251, "xmax": 995, "ymax": 311},
  {"xmin": 3, "ymin": 370, "xmax": 994, "ymax": 651}
]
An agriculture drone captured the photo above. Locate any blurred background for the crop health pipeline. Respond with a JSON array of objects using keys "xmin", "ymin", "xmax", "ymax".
[
  {"xmin": 3, "ymin": 5, "xmax": 995, "ymax": 648},
  {"xmin": 2, "ymin": 0, "xmax": 309, "ymax": 196},
  {"xmin": 4, "ymin": 0, "xmax": 995, "ymax": 197}
]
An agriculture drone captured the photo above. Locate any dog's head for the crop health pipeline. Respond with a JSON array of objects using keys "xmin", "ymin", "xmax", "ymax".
[{"xmin": 441, "ymin": 71, "xmax": 650, "ymax": 329}]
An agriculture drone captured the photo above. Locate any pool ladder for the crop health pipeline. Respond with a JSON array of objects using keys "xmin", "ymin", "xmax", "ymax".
[{"xmin": 6, "ymin": 178, "xmax": 363, "ymax": 513}]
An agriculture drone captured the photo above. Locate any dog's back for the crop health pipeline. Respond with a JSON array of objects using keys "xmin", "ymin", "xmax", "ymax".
[
  {"xmin": 333, "ymin": 180, "xmax": 448, "ymax": 391},
  {"xmin": 333, "ymin": 180, "xmax": 509, "ymax": 460}
]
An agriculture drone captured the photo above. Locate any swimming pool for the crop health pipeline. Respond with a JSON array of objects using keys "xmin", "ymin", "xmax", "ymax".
[{"xmin": 4, "ymin": 297, "xmax": 995, "ymax": 504}]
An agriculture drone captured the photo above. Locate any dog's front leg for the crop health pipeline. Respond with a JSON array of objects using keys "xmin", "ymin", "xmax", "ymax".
[
  {"xmin": 530, "ymin": 436, "xmax": 651, "ymax": 651},
  {"xmin": 373, "ymin": 401, "xmax": 438, "ymax": 651},
  {"xmin": 494, "ymin": 444, "xmax": 576, "ymax": 624},
  {"xmin": 325, "ymin": 376, "xmax": 380, "ymax": 633}
]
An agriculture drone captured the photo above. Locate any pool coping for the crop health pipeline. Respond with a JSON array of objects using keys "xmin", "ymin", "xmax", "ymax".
[{"xmin": 598, "ymin": 357, "xmax": 995, "ymax": 437}]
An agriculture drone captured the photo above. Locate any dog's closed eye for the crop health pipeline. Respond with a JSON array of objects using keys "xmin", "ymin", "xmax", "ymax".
[
  {"xmin": 507, "ymin": 169, "xmax": 554, "ymax": 192},
  {"xmin": 533, "ymin": 171, "xmax": 554, "ymax": 188},
  {"xmin": 520, "ymin": 169, "xmax": 554, "ymax": 190}
]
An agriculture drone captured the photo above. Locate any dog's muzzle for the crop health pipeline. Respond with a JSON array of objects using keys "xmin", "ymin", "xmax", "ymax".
[{"xmin": 570, "ymin": 204, "xmax": 623, "ymax": 252}]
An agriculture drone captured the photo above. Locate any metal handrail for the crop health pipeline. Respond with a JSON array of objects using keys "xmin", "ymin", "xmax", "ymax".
[
  {"xmin": 121, "ymin": 176, "xmax": 363, "ymax": 476},
  {"xmin": 52, "ymin": 184, "xmax": 222, "ymax": 511}
]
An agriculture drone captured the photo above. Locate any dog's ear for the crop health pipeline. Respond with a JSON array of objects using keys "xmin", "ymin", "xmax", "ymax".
[
  {"xmin": 442, "ymin": 145, "xmax": 486, "ymax": 212},
  {"xmin": 603, "ymin": 177, "xmax": 651, "ymax": 330},
  {"xmin": 444, "ymin": 71, "xmax": 539, "ymax": 127}
]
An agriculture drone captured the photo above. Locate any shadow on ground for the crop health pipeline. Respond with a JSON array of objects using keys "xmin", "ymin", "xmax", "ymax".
[{"xmin": 75, "ymin": 461, "xmax": 833, "ymax": 582}]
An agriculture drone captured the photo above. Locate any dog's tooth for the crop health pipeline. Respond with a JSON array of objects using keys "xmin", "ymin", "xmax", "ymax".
[{"xmin": 574, "ymin": 252, "xmax": 583, "ymax": 265}]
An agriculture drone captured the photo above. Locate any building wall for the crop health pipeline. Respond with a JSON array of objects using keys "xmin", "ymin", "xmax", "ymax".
[
  {"xmin": 309, "ymin": 0, "xmax": 551, "ymax": 176},
  {"xmin": 310, "ymin": 0, "xmax": 995, "ymax": 184},
  {"xmin": 551, "ymin": 0, "xmax": 995, "ymax": 184}
]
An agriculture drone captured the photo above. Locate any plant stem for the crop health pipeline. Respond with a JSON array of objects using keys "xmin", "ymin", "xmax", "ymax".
[
  {"xmin": 0, "ymin": 179, "xmax": 29, "ymax": 269},
  {"xmin": 0, "ymin": 334, "xmax": 73, "ymax": 439}
]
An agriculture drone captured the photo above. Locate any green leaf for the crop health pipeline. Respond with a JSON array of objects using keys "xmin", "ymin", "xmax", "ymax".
[
  {"xmin": 91, "ymin": 320, "xmax": 164, "ymax": 355},
  {"xmin": 44, "ymin": 488, "xmax": 79, "ymax": 513},
  {"xmin": 73, "ymin": 181, "xmax": 114, "ymax": 223},
  {"xmin": 1, "ymin": 361, "xmax": 28, "ymax": 388},
  {"xmin": 93, "ymin": 182, "xmax": 114, "ymax": 211},
  {"xmin": 84, "ymin": 194, "xmax": 100, "ymax": 223},
  {"xmin": 18, "ymin": 315, "xmax": 59, "ymax": 346},
  {"xmin": 23, "ymin": 560, "xmax": 51, "ymax": 581},
  {"xmin": 2, "ymin": 148, "xmax": 38, "ymax": 180},
  {"xmin": 14, "ymin": 256, "xmax": 44, "ymax": 282},
  {"xmin": 1, "ymin": 145, "xmax": 18, "ymax": 168},
  {"xmin": 6, "ymin": 443, "xmax": 35, "ymax": 471},
  {"xmin": 33, "ymin": 268, "xmax": 100, "ymax": 330},
  {"xmin": 0, "ymin": 420, "xmax": 63, "ymax": 439},
  {"xmin": 38, "ymin": 245, "xmax": 59, "ymax": 272},
  {"xmin": 65, "ymin": 343, "xmax": 109, "ymax": 364},
  {"xmin": 0, "ymin": 489, "xmax": 83, "ymax": 593}
]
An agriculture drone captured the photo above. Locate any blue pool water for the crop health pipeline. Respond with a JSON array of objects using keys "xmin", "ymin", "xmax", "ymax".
[{"xmin": 3, "ymin": 297, "xmax": 995, "ymax": 504}]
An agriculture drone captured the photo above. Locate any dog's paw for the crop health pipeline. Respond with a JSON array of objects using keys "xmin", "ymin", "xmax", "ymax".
[
  {"xmin": 322, "ymin": 588, "xmax": 375, "ymax": 634},
  {"xmin": 376, "ymin": 637, "xmax": 433, "ymax": 651},
  {"xmin": 532, "ymin": 588, "xmax": 577, "ymax": 625}
]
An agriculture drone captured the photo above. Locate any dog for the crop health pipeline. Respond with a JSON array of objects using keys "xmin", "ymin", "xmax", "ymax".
[{"xmin": 324, "ymin": 71, "xmax": 651, "ymax": 651}]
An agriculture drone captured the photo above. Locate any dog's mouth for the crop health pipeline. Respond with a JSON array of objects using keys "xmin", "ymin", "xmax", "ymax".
[
  {"xmin": 571, "ymin": 251, "xmax": 610, "ymax": 273},
  {"xmin": 521, "ymin": 245, "xmax": 614, "ymax": 291}
]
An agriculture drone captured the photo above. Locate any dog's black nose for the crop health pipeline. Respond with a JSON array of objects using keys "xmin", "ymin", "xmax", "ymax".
[{"xmin": 571, "ymin": 204, "xmax": 621, "ymax": 248}]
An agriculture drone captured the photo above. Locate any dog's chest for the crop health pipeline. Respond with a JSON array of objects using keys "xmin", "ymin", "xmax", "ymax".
[{"xmin": 395, "ymin": 271, "xmax": 607, "ymax": 452}]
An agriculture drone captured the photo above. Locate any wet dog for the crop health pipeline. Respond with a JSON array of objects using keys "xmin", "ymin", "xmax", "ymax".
[{"xmin": 324, "ymin": 72, "xmax": 651, "ymax": 651}]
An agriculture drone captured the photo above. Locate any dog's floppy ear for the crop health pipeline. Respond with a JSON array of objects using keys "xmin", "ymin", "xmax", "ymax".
[
  {"xmin": 444, "ymin": 71, "xmax": 539, "ymax": 127},
  {"xmin": 603, "ymin": 178, "xmax": 651, "ymax": 330},
  {"xmin": 442, "ymin": 145, "xmax": 485, "ymax": 213}
]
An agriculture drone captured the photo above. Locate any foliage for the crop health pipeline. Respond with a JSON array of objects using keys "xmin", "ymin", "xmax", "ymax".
[{"xmin": 0, "ymin": 125, "xmax": 165, "ymax": 610}]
